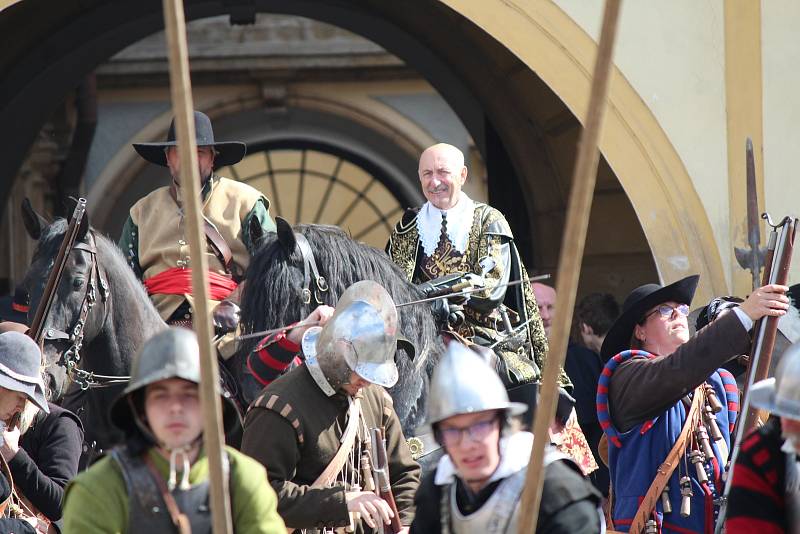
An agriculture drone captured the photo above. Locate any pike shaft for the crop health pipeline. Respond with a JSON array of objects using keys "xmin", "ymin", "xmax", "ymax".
[
  {"xmin": 236, "ymin": 319, "xmax": 321, "ymax": 341},
  {"xmin": 236, "ymin": 274, "xmax": 551, "ymax": 341},
  {"xmin": 395, "ymin": 274, "xmax": 551, "ymax": 309}
]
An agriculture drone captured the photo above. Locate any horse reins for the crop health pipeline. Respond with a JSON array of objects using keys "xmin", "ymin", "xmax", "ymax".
[{"xmin": 42, "ymin": 234, "xmax": 130, "ymax": 390}]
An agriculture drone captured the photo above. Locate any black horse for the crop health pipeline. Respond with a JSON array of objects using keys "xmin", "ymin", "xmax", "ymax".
[
  {"xmin": 22, "ymin": 205, "xmax": 166, "ymax": 462},
  {"xmin": 236, "ymin": 220, "xmax": 444, "ymax": 449}
]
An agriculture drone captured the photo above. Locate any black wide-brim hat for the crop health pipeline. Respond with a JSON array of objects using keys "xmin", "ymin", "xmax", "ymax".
[
  {"xmin": 600, "ymin": 274, "xmax": 700, "ymax": 361},
  {"xmin": 133, "ymin": 111, "xmax": 246, "ymax": 169}
]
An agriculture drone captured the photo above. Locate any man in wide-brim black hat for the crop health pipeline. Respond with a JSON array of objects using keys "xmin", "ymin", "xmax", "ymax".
[
  {"xmin": 596, "ymin": 275, "xmax": 788, "ymax": 533},
  {"xmin": 118, "ymin": 111, "xmax": 275, "ymax": 348}
]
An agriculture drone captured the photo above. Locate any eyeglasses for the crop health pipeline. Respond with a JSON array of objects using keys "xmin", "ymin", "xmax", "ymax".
[
  {"xmin": 644, "ymin": 303, "xmax": 690, "ymax": 321},
  {"xmin": 437, "ymin": 418, "xmax": 499, "ymax": 447}
]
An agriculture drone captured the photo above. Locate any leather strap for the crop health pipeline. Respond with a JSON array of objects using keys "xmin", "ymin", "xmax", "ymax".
[
  {"xmin": 312, "ymin": 397, "xmax": 362, "ymax": 488},
  {"xmin": 628, "ymin": 385, "xmax": 705, "ymax": 534},
  {"xmin": 143, "ymin": 454, "xmax": 192, "ymax": 534},
  {"xmin": 285, "ymin": 398, "xmax": 362, "ymax": 534},
  {"xmin": 294, "ymin": 232, "xmax": 328, "ymax": 305},
  {"xmin": 169, "ymin": 183, "xmax": 234, "ymax": 273}
]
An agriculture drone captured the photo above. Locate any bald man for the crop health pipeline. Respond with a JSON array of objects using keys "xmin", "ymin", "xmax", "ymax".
[
  {"xmin": 532, "ymin": 282, "xmax": 556, "ymax": 340},
  {"xmin": 387, "ymin": 143, "xmax": 569, "ymax": 391}
]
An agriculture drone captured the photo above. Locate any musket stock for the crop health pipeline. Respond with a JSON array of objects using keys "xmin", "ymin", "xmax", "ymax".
[
  {"xmin": 29, "ymin": 199, "xmax": 87, "ymax": 343},
  {"xmin": 742, "ymin": 216, "xmax": 796, "ymax": 432},
  {"xmin": 370, "ymin": 427, "xmax": 402, "ymax": 534}
]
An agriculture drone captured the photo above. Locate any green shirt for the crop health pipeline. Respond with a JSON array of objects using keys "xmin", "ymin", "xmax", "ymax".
[{"xmin": 62, "ymin": 446, "xmax": 286, "ymax": 534}]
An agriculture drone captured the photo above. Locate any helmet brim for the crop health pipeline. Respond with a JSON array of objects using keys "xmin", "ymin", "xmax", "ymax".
[
  {"xmin": 353, "ymin": 360, "xmax": 399, "ymax": 388},
  {"xmin": 750, "ymin": 377, "xmax": 800, "ymax": 419}
]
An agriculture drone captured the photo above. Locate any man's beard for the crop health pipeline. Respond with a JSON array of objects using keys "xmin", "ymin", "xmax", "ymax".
[{"xmin": 172, "ymin": 167, "xmax": 213, "ymax": 185}]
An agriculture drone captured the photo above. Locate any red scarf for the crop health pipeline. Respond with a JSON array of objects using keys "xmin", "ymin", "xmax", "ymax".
[{"xmin": 143, "ymin": 267, "xmax": 237, "ymax": 301}]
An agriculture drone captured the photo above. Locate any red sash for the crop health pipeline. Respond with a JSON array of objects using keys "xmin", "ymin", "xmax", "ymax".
[{"xmin": 143, "ymin": 267, "xmax": 237, "ymax": 301}]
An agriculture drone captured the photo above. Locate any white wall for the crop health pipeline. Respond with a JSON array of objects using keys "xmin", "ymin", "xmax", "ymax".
[{"xmin": 553, "ymin": 0, "xmax": 733, "ymax": 286}]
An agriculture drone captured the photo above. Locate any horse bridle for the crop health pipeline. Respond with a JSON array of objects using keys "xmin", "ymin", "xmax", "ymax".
[
  {"xmin": 42, "ymin": 234, "xmax": 127, "ymax": 390},
  {"xmin": 295, "ymin": 233, "xmax": 328, "ymax": 306}
]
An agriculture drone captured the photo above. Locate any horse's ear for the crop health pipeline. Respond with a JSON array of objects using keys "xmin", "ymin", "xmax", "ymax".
[
  {"xmin": 21, "ymin": 198, "xmax": 48, "ymax": 240},
  {"xmin": 275, "ymin": 217, "xmax": 297, "ymax": 255},
  {"xmin": 397, "ymin": 336, "xmax": 416, "ymax": 361}
]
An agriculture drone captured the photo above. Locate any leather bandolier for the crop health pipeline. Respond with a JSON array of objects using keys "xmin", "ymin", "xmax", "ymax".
[
  {"xmin": 253, "ymin": 389, "xmax": 378, "ymax": 534},
  {"xmin": 244, "ymin": 363, "xmax": 420, "ymax": 534},
  {"xmin": 111, "ymin": 447, "xmax": 212, "ymax": 534},
  {"xmin": 129, "ymin": 176, "xmax": 263, "ymax": 323}
]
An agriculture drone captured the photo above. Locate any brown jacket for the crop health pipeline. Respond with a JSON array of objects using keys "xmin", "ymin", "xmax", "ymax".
[
  {"xmin": 241, "ymin": 364, "xmax": 420, "ymax": 531},
  {"xmin": 129, "ymin": 177, "xmax": 264, "ymax": 320},
  {"xmin": 609, "ymin": 312, "xmax": 750, "ymax": 432}
]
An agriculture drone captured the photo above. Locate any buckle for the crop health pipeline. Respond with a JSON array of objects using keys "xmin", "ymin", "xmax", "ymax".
[
  {"xmin": 316, "ymin": 276, "xmax": 328, "ymax": 292},
  {"xmin": 407, "ymin": 437, "xmax": 424, "ymax": 460}
]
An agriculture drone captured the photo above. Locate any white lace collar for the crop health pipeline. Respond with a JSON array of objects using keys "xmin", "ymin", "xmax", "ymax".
[
  {"xmin": 417, "ymin": 192, "xmax": 476, "ymax": 257},
  {"xmin": 434, "ymin": 431, "xmax": 533, "ymax": 486}
]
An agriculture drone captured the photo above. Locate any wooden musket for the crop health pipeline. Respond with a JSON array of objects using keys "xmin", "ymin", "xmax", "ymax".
[
  {"xmin": 717, "ymin": 213, "xmax": 797, "ymax": 533},
  {"xmin": 370, "ymin": 427, "xmax": 402, "ymax": 534},
  {"xmin": 741, "ymin": 214, "xmax": 796, "ymax": 432},
  {"xmin": 28, "ymin": 199, "xmax": 86, "ymax": 344}
]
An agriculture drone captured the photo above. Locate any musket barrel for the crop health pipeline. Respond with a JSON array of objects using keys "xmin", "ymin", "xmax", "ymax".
[{"xmin": 29, "ymin": 198, "xmax": 87, "ymax": 343}]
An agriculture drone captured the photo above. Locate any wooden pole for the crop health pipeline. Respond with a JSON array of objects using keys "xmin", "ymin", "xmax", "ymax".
[
  {"xmin": 517, "ymin": 1, "xmax": 622, "ymax": 532},
  {"xmin": 161, "ymin": 0, "xmax": 233, "ymax": 532}
]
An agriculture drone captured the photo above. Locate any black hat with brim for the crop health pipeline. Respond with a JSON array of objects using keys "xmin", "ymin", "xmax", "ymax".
[
  {"xmin": 600, "ymin": 274, "xmax": 700, "ymax": 361},
  {"xmin": 133, "ymin": 111, "xmax": 246, "ymax": 169}
]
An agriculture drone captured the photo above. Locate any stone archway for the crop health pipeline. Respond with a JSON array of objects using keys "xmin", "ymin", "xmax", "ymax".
[
  {"xmin": 440, "ymin": 0, "xmax": 726, "ymax": 299},
  {"xmin": 88, "ymin": 99, "xmax": 429, "ymax": 246},
  {"xmin": 0, "ymin": 0, "xmax": 721, "ymax": 298}
]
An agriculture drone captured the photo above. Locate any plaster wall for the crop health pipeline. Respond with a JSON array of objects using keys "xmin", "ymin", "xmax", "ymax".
[
  {"xmin": 554, "ymin": 0, "xmax": 732, "ymax": 287},
  {"xmin": 762, "ymin": 0, "xmax": 800, "ymax": 278}
]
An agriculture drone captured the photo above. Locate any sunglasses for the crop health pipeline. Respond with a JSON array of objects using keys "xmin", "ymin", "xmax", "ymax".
[
  {"xmin": 437, "ymin": 417, "xmax": 499, "ymax": 447},
  {"xmin": 643, "ymin": 303, "xmax": 690, "ymax": 321}
]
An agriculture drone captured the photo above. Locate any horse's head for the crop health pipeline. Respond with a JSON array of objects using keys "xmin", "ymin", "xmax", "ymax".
[
  {"xmin": 21, "ymin": 200, "xmax": 108, "ymax": 401},
  {"xmin": 239, "ymin": 218, "xmax": 443, "ymax": 436}
]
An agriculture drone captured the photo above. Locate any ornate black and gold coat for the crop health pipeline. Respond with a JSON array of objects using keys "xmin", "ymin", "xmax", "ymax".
[{"xmin": 387, "ymin": 201, "xmax": 565, "ymax": 387}]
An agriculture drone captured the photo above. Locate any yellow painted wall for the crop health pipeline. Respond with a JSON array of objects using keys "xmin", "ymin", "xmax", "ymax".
[
  {"xmin": 553, "ymin": 0, "xmax": 734, "ymax": 289},
  {"xmin": 442, "ymin": 0, "xmax": 728, "ymax": 303},
  {"xmin": 763, "ymin": 0, "xmax": 800, "ymax": 285}
]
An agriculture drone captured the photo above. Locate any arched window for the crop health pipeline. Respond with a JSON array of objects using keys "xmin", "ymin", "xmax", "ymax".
[{"xmin": 217, "ymin": 140, "xmax": 409, "ymax": 248}]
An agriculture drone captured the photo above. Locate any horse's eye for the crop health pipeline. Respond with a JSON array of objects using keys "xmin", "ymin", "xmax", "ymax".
[{"xmin": 72, "ymin": 278, "xmax": 85, "ymax": 290}]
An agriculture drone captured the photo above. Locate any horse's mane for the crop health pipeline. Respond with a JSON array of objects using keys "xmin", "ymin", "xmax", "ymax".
[{"xmin": 240, "ymin": 223, "xmax": 443, "ymax": 431}]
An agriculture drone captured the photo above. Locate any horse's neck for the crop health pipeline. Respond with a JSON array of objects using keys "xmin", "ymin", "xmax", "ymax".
[{"xmin": 91, "ymin": 261, "xmax": 166, "ymax": 373}]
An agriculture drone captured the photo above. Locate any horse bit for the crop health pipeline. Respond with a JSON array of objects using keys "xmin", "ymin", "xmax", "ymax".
[{"xmin": 42, "ymin": 235, "xmax": 130, "ymax": 390}]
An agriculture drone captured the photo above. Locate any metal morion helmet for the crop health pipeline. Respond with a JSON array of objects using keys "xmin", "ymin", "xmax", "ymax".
[
  {"xmin": 750, "ymin": 340, "xmax": 800, "ymax": 420},
  {"xmin": 110, "ymin": 327, "xmax": 239, "ymax": 436},
  {"xmin": 426, "ymin": 342, "xmax": 527, "ymax": 426},
  {"xmin": 302, "ymin": 280, "xmax": 399, "ymax": 396}
]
